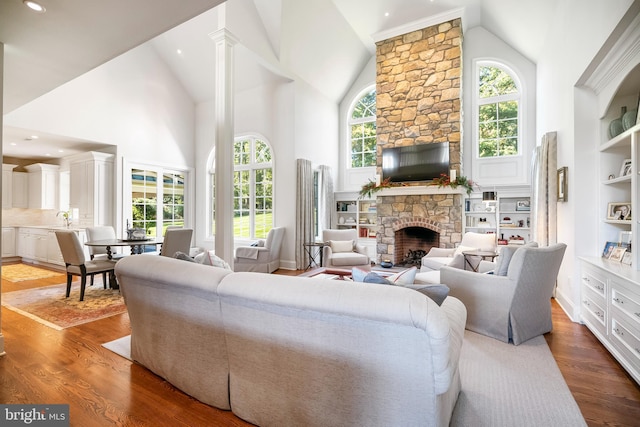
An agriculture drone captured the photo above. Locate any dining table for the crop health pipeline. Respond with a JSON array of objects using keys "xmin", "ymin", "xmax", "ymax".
[{"xmin": 84, "ymin": 237, "xmax": 164, "ymax": 260}]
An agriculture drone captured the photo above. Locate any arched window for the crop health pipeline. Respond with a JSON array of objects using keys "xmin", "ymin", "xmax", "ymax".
[
  {"xmin": 209, "ymin": 135, "xmax": 274, "ymax": 239},
  {"xmin": 348, "ymin": 87, "xmax": 377, "ymax": 168},
  {"xmin": 476, "ymin": 63, "xmax": 520, "ymax": 157}
]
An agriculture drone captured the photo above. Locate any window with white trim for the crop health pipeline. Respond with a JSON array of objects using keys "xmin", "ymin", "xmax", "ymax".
[
  {"xmin": 209, "ymin": 135, "xmax": 274, "ymax": 239},
  {"xmin": 349, "ymin": 87, "xmax": 377, "ymax": 168},
  {"xmin": 477, "ymin": 63, "xmax": 520, "ymax": 158}
]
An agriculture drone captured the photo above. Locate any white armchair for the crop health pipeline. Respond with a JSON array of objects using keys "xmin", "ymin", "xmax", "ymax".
[
  {"xmin": 440, "ymin": 243, "xmax": 567, "ymax": 345},
  {"xmin": 420, "ymin": 231, "xmax": 497, "ymax": 272},
  {"xmin": 321, "ymin": 229, "xmax": 370, "ymax": 268},
  {"xmin": 234, "ymin": 227, "xmax": 285, "ymax": 273}
]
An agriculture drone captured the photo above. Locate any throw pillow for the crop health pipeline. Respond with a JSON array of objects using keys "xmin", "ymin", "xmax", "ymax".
[
  {"xmin": 403, "ymin": 284, "xmax": 450, "ymax": 306},
  {"xmin": 453, "ymin": 245, "xmax": 477, "ymax": 257},
  {"xmin": 363, "ymin": 273, "xmax": 392, "ymax": 285},
  {"xmin": 329, "ymin": 240, "xmax": 354, "ymax": 253},
  {"xmin": 351, "ymin": 266, "xmax": 370, "ymax": 282},
  {"xmin": 173, "ymin": 251, "xmax": 195, "ymax": 262},
  {"xmin": 386, "ymin": 266, "xmax": 418, "ymax": 285},
  {"xmin": 194, "ymin": 250, "xmax": 232, "ymax": 270}
]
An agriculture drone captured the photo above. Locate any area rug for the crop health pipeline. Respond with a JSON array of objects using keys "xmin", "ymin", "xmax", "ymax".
[
  {"xmin": 102, "ymin": 331, "xmax": 586, "ymax": 426},
  {"xmin": 1, "ymin": 264, "xmax": 64, "ymax": 282},
  {"xmin": 1, "ymin": 282, "xmax": 126, "ymax": 330},
  {"xmin": 450, "ymin": 330, "xmax": 586, "ymax": 426},
  {"xmin": 102, "ymin": 335, "xmax": 132, "ymax": 361}
]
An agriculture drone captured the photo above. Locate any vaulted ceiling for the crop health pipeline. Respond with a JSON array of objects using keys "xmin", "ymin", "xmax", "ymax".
[{"xmin": 1, "ymin": 0, "xmax": 559, "ymax": 159}]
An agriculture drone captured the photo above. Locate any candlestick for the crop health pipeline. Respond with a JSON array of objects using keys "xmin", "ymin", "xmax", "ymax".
[{"xmin": 450, "ymin": 169, "xmax": 456, "ymax": 181}]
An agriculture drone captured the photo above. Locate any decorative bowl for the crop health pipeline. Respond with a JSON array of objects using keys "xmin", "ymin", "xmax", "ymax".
[{"xmin": 380, "ymin": 260, "xmax": 393, "ymax": 268}]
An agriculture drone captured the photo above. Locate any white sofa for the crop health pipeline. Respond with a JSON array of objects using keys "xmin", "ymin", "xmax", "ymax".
[{"xmin": 115, "ymin": 255, "xmax": 466, "ymax": 427}]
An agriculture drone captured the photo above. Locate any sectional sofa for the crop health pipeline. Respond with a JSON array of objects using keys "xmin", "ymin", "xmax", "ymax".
[{"xmin": 115, "ymin": 255, "xmax": 467, "ymax": 427}]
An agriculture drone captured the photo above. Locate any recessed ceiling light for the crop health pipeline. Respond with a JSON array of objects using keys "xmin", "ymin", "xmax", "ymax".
[
  {"xmin": 384, "ymin": 12, "xmax": 389, "ymax": 17},
  {"xmin": 58, "ymin": 149, "xmax": 64, "ymax": 153},
  {"xmin": 10, "ymin": 143, "xmax": 17, "ymax": 146},
  {"xmin": 30, "ymin": 135, "xmax": 39, "ymax": 139},
  {"xmin": 176, "ymin": 49, "xmax": 183, "ymax": 55},
  {"xmin": 23, "ymin": 0, "xmax": 46, "ymax": 13}
]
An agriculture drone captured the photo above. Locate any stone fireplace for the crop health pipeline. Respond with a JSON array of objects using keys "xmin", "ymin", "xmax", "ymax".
[
  {"xmin": 373, "ymin": 18, "xmax": 463, "ymax": 263},
  {"xmin": 376, "ymin": 190, "xmax": 463, "ymax": 264}
]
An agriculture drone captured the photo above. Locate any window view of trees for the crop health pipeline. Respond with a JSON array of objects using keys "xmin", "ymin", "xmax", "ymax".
[
  {"xmin": 350, "ymin": 88, "xmax": 377, "ymax": 168},
  {"xmin": 477, "ymin": 65, "xmax": 519, "ymax": 158},
  {"xmin": 131, "ymin": 169, "xmax": 185, "ymax": 236},
  {"xmin": 210, "ymin": 136, "xmax": 274, "ymax": 239}
]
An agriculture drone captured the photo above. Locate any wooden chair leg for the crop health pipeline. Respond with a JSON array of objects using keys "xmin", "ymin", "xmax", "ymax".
[
  {"xmin": 66, "ymin": 273, "xmax": 73, "ymax": 297},
  {"xmin": 80, "ymin": 275, "xmax": 87, "ymax": 301}
]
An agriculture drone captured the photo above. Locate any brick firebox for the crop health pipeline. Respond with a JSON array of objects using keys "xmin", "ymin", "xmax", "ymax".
[{"xmin": 375, "ymin": 189, "xmax": 463, "ymax": 264}]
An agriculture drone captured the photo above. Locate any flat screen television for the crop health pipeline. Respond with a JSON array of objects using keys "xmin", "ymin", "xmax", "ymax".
[{"xmin": 382, "ymin": 142, "xmax": 450, "ymax": 182}]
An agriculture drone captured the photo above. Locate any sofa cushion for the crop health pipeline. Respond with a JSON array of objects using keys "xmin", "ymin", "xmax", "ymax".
[
  {"xmin": 495, "ymin": 242, "xmax": 539, "ymax": 276},
  {"xmin": 329, "ymin": 239, "xmax": 354, "ymax": 253},
  {"xmin": 403, "ymin": 284, "xmax": 450, "ymax": 306},
  {"xmin": 421, "ymin": 256, "xmax": 454, "ymax": 271}
]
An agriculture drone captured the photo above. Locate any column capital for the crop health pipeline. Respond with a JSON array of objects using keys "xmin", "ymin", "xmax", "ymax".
[{"xmin": 209, "ymin": 28, "xmax": 239, "ymax": 45}]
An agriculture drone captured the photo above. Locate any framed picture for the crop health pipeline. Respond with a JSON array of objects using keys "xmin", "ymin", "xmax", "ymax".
[
  {"xmin": 515, "ymin": 200, "xmax": 530, "ymax": 211},
  {"xmin": 622, "ymin": 251, "xmax": 633, "ymax": 265},
  {"xmin": 557, "ymin": 167, "xmax": 568, "ymax": 202},
  {"xmin": 620, "ymin": 159, "xmax": 632, "ymax": 177},
  {"xmin": 619, "ymin": 230, "xmax": 632, "ymax": 246},
  {"xmin": 610, "ymin": 246, "xmax": 627, "ymax": 262},
  {"xmin": 603, "ymin": 241, "xmax": 617, "ymax": 258},
  {"xmin": 607, "ymin": 202, "xmax": 632, "ymax": 220}
]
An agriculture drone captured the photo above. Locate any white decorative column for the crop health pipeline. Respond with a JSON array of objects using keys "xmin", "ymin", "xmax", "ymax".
[
  {"xmin": 210, "ymin": 29, "xmax": 237, "ymax": 267},
  {"xmin": 0, "ymin": 42, "xmax": 6, "ymax": 357}
]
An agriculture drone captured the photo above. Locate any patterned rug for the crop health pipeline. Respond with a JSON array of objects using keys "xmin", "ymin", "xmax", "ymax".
[
  {"xmin": 1, "ymin": 264, "xmax": 64, "ymax": 282},
  {"xmin": 1, "ymin": 282, "xmax": 126, "ymax": 330}
]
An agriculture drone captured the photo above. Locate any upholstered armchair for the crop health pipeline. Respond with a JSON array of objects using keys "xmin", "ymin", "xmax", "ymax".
[
  {"xmin": 234, "ymin": 227, "xmax": 285, "ymax": 273},
  {"xmin": 321, "ymin": 229, "xmax": 370, "ymax": 268},
  {"xmin": 440, "ymin": 243, "xmax": 567, "ymax": 345},
  {"xmin": 421, "ymin": 231, "xmax": 497, "ymax": 272}
]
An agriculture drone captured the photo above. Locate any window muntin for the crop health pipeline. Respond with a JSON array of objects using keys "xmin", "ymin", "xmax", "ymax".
[
  {"xmin": 131, "ymin": 167, "xmax": 185, "ymax": 237},
  {"xmin": 210, "ymin": 136, "xmax": 274, "ymax": 239},
  {"xmin": 349, "ymin": 88, "xmax": 377, "ymax": 168},
  {"xmin": 477, "ymin": 65, "xmax": 520, "ymax": 158}
]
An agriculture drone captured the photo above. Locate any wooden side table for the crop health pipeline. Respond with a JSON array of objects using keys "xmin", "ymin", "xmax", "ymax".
[{"xmin": 462, "ymin": 250, "xmax": 498, "ymax": 272}]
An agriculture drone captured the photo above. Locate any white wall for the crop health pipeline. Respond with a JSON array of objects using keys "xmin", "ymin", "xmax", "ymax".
[
  {"xmin": 462, "ymin": 26, "xmax": 536, "ymax": 188},
  {"xmin": 536, "ymin": 0, "xmax": 633, "ymax": 319},
  {"xmin": 4, "ymin": 44, "xmax": 196, "ymax": 167}
]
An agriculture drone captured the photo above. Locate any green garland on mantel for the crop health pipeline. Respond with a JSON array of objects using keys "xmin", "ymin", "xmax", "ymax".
[
  {"xmin": 359, "ymin": 174, "xmax": 477, "ymax": 198},
  {"xmin": 431, "ymin": 173, "xmax": 477, "ymax": 195}
]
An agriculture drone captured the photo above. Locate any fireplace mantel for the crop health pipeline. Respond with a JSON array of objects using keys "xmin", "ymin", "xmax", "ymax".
[{"xmin": 377, "ymin": 186, "xmax": 467, "ymax": 197}]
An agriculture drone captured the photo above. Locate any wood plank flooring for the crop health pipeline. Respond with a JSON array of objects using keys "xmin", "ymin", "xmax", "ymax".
[{"xmin": 1, "ymin": 265, "xmax": 639, "ymax": 426}]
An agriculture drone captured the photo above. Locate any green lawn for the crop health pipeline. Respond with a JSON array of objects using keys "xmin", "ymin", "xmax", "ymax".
[{"xmin": 232, "ymin": 212, "xmax": 273, "ymax": 239}]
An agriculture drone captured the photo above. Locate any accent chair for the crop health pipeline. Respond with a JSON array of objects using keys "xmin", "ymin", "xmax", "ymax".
[
  {"xmin": 440, "ymin": 243, "xmax": 567, "ymax": 345},
  {"xmin": 234, "ymin": 227, "xmax": 285, "ymax": 273},
  {"xmin": 321, "ymin": 228, "xmax": 370, "ymax": 268}
]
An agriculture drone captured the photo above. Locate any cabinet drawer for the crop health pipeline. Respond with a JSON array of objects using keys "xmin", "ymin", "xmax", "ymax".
[
  {"xmin": 612, "ymin": 287, "xmax": 640, "ymax": 329},
  {"xmin": 581, "ymin": 267, "xmax": 607, "ymax": 299},
  {"xmin": 582, "ymin": 291, "xmax": 607, "ymax": 336},
  {"xmin": 610, "ymin": 317, "xmax": 640, "ymax": 374}
]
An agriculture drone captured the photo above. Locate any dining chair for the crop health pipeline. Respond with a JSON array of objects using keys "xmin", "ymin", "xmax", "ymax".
[
  {"xmin": 85, "ymin": 225, "xmax": 126, "ymax": 286},
  {"xmin": 160, "ymin": 228, "xmax": 193, "ymax": 257},
  {"xmin": 55, "ymin": 230, "xmax": 117, "ymax": 301}
]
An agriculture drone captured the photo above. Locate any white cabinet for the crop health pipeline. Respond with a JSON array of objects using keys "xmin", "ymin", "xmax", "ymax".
[
  {"xmin": 464, "ymin": 193, "xmax": 531, "ymax": 245},
  {"xmin": 580, "ymin": 258, "xmax": 640, "ymax": 384},
  {"xmin": 68, "ymin": 152, "xmax": 114, "ymax": 227},
  {"xmin": 2, "ymin": 227, "xmax": 16, "ymax": 257},
  {"xmin": 2, "ymin": 164, "xmax": 17, "ymax": 209},
  {"xmin": 12, "ymin": 171, "xmax": 28, "ymax": 208},
  {"xmin": 24, "ymin": 163, "xmax": 59, "ymax": 210},
  {"xmin": 17, "ymin": 227, "xmax": 74, "ymax": 266}
]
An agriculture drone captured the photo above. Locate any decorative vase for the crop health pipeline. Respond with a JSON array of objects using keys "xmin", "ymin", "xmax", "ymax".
[
  {"xmin": 380, "ymin": 260, "xmax": 393, "ymax": 268},
  {"xmin": 622, "ymin": 108, "xmax": 637, "ymax": 131},
  {"xmin": 608, "ymin": 106, "xmax": 626, "ymax": 139}
]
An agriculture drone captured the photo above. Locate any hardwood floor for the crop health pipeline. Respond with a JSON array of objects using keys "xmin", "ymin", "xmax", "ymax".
[{"xmin": 1, "ymin": 265, "xmax": 639, "ymax": 426}]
